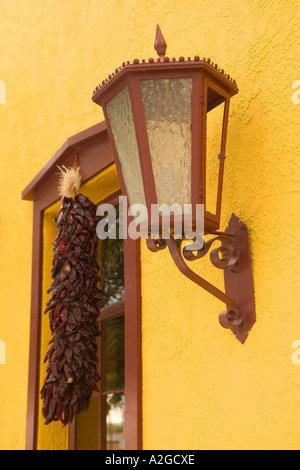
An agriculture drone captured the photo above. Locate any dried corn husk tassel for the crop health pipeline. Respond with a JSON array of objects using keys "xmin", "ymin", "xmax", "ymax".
[
  {"xmin": 57, "ymin": 165, "xmax": 82, "ymax": 199},
  {"xmin": 41, "ymin": 163, "xmax": 102, "ymax": 426}
]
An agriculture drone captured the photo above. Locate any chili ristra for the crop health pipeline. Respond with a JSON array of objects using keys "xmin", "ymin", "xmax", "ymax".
[{"xmin": 40, "ymin": 193, "xmax": 102, "ymax": 426}]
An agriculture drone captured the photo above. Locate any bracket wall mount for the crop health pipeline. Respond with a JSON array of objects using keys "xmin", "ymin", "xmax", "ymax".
[{"xmin": 146, "ymin": 214, "xmax": 256, "ymax": 344}]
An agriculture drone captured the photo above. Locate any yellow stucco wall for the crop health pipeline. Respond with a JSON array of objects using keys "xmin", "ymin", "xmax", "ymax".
[{"xmin": 0, "ymin": 0, "xmax": 299, "ymax": 450}]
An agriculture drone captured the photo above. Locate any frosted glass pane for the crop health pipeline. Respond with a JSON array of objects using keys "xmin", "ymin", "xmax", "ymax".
[
  {"xmin": 206, "ymin": 89, "xmax": 225, "ymax": 215},
  {"xmin": 106, "ymin": 87, "xmax": 146, "ymax": 216},
  {"xmin": 140, "ymin": 78, "xmax": 192, "ymax": 215}
]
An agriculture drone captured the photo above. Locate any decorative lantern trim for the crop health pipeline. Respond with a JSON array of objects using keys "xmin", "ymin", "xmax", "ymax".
[{"xmin": 92, "ymin": 53, "xmax": 238, "ymax": 105}]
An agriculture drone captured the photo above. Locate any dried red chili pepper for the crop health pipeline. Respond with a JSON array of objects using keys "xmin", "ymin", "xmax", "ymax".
[{"xmin": 41, "ymin": 193, "xmax": 102, "ymax": 426}]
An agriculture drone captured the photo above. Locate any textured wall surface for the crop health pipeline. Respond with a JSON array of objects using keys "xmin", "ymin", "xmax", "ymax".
[{"xmin": 0, "ymin": 0, "xmax": 299, "ymax": 450}]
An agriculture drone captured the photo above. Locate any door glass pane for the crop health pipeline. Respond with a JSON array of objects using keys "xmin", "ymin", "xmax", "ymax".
[
  {"xmin": 106, "ymin": 392, "xmax": 125, "ymax": 450},
  {"xmin": 103, "ymin": 315, "xmax": 124, "ymax": 392},
  {"xmin": 205, "ymin": 87, "xmax": 225, "ymax": 215},
  {"xmin": 102, "ymin": 315, "xmax": 125, "ymax": 450},
  {"xmin": 103, "ymin": 237, "xmax": 124, "ymax": 306},
  {"xmin": 74, "ymin": 203, "xmax": 124, "ymax": 451},
  {"xmin": 100, "ymin": 207, "xmax": 124, "ymax": 306}
]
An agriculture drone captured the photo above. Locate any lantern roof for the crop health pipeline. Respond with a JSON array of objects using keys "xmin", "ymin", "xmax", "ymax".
[{"xmin": 92, "ymin": 25, "xmax": 238, "ymax": 104}]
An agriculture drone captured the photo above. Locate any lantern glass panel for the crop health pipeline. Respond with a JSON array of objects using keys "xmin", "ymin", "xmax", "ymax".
[
  {"xmin": 206, "ymin": 87, "xmax": 225, "ymax": 215},
  {"xmin": 140, "ymin": 78, "xmax": 193, "ymax": 215},
  {"xmin": 106, "ymin": 86, "xmax": 147, "ymax": 221}
]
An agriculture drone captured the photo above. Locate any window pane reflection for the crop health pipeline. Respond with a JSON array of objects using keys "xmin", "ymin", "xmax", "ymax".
[
  {"xmin": 100, "ymin": 207, "xmax": 124, "ymax": 306},
  {"xmin": 102, "ymin": 315, "xmax": 125, "ymax": 450},
  {"xmin": 103, "ymin": 237, "xmax": 124, "ymax": 305},
  {"xmin": 103, "ymin": 315, "xmax": 124, "ymax": 392},
  {"xmin": 106, "ymin": 393, "xmax": 125, "ymax": 450}
]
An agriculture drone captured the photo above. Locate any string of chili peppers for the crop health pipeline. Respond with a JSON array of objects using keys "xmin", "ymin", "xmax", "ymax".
[{"xmin": 40, "ymin": 154, "xmax": 102, "ymax": 426}]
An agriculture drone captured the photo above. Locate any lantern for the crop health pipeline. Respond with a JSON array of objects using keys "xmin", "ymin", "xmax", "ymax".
[{"xmin": 92, "ymin": 26, "xmax": 256, "ymax": 344}]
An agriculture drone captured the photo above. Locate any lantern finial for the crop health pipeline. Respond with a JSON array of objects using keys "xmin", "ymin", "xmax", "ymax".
[{"xmin": 154, "ymin": 24, "xmax": 167, "ymax": 57}]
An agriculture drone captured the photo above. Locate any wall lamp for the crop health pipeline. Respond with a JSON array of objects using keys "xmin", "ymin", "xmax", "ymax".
[{"xmin": 92, "ymin": 26, "xmax": 255, "ymax": 343}]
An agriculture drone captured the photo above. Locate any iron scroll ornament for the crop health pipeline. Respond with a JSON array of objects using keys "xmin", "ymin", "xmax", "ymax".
[{"xmin": 146, "ymin": 214, "xmax": 256, "ymax": 344}]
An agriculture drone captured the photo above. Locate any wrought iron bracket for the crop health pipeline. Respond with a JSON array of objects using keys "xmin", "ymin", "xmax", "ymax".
[{"xmin": 146, "ymin": 213, "xmax": 256, "ymax": 344}]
